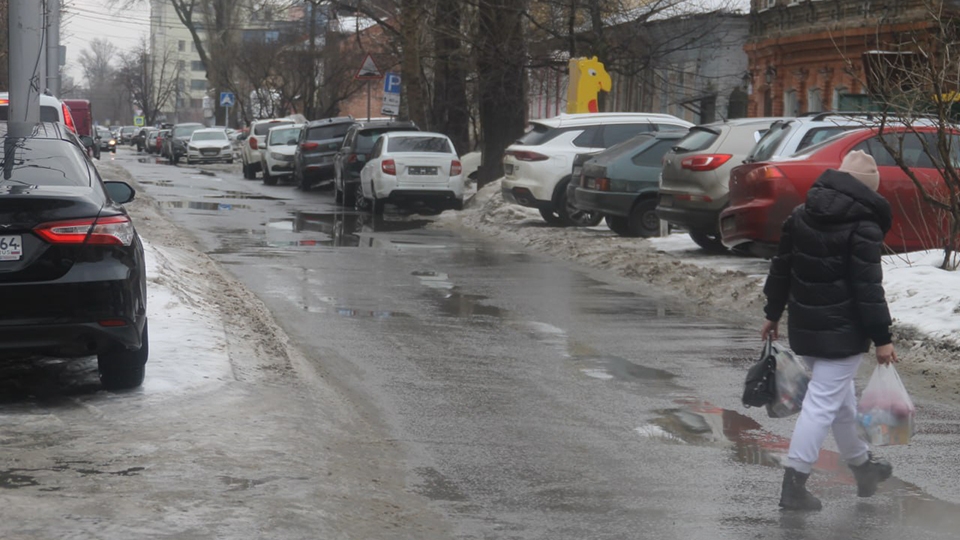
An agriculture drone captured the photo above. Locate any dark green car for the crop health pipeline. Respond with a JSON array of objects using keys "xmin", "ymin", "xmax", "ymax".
[{"xmin": 573, "ymin": 131, "xmax": 686, "ymax": 237}]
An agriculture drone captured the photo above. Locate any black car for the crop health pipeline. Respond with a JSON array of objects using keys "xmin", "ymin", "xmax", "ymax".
[
  {"xmin": 0, "ymin": 122, "xmax": 149, "ymax": 389},
  {"xmin": 292, "ymin": 116, "xmax": 355, "ymax": 191},
  {"xmin": 333, "ymin": 120, "xmax": 418, "ymax": 206},
  {"xmin": 166, "ymin": 122, "xmax": 204, "ymax": 164}
]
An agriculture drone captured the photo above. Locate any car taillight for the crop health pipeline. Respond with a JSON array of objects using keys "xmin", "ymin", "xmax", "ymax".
[
  {"xmin": 586, "ymin": 177, "xmax": 610, "ymax": 191},
  {"xmin": 675, "ymin": 193, "xmax": 713, "ymax": 202},
  {"xmin": 301, "ymin": 141, "xmax": 319, "ymax": 151},
  {"xmin": 249, "ymin": 137, "xmax": 259, "ymax": 150},
  {"xmin": 62, "ymin": 103, "xmax": 77, "ymax": 133},
  {"xmin": 680, "ymin": 154, "xmax": 733, "ymax": 171},
  {"xmin": 742, "ymin": 165, "xmax": 785, "ymax": 200},
  {"xmin": 450, "ymin": 160, "xmax": 462, "ymax": 176},
  {"xmin": 744, "ymin": 165, "xmax": 786, "ymax": 184},
  {"xmin": 347, "ymin": 153, "xmax": 357, "ymax": 163},
  {"xmin": 505, "ymin": 150, "xmax": 549, "ymax": 162},
  {"xmin": 382, "ymin": 159, "xmax": 396, "ymax": 175},
  {"xmin": 34, "ymin": 215, "xmax": 135, "ymax": 246}
]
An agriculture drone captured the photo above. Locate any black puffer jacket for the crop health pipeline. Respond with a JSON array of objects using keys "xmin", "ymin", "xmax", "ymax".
[{"xmin": 763, "ymin": 169, "xmax": 893, "ymax": 359}]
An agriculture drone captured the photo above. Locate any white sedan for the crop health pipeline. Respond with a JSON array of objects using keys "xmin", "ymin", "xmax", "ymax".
[
  {"xmin": 358, "ymin": 131, "xmax": 463, "ymax": 214},
  {"xmin": 260, "ymin": 124, "xmax": 303, "ymax": 186},
  {"xmin": 186, "ymin": 128, "xmax": 233, "ymax": 165}
]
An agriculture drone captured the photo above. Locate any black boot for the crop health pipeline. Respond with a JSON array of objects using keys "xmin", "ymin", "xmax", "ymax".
[
  {"xmin": 849, "ymin": 453, "xmax": 893, "ymax": 497},
  {"xmin": 779, "ymin": 467, "xmax": 822, "ymax": 511}
]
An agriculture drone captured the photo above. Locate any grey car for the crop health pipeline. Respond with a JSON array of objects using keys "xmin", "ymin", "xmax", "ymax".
[
  {"xmin": 165, "ymin": 122, "xmax": 204, "ymax": 165},
  {"xmin": 293, "ymin": 116, "xmax": 355, "ymax": 191},
  {"xmin": 656, "ymin": 118, "xmax": 785, "ymax": 252}
]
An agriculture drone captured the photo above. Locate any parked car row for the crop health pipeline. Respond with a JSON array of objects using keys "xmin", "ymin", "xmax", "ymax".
[{"xmin": 511, "ymin": 111, "xmax": 956, "ymax": 257}]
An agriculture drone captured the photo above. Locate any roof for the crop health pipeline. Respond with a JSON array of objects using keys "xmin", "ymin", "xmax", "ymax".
[
  {"xmin": 700, "ymin": 117, "xmax": 791, "ymax": 128},
  {"xmin": 352, "ymin": 120, "xmax": 417, "ymax": 131},
  {"xmin": 533, "ymin": 112, "xmax": 694, "ymax": 128},
  {"xmin": 306, "ymin": 116, "xmax": 355, "ymax": 127},
  {"xmin": 381, "ymin": 130, "xmax": 447, "ymax": 138},
  {"xmin": 0, "ymin": 122, "xmax": 71, "ymax": 140}
]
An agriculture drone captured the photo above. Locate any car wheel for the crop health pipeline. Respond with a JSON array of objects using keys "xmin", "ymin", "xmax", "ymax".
[
  {"xmin": 538, "ymin": 207, "xmax": 566, "ymax": 226},
  {"xmin": 450, "ymin": 198, "xmax": 464, "ymax": 211},
  {"xmin": 263, "ymin": 168, "xmax": 277, "ymax": 186},
  {"xmin": 605, "ymin": 215, "xmax": 632, "ymax": 236},
  {"xmin": 558, "ymin": 183, "xmax": 602, "ymax": 227},
  {"xmin": 629, "ymin": 199, "xmax": 661, "ymax": 238},
  {"xmin": 371, "ymin": 196, "xmax": 385, "ymax": 215},
  {"xmin": 242, "ymin": 162, "xmax": 255, "ymax": 179},
  {"xmin": 98, "ymin": 321, "xmax": 148, "ymax": 390},
  {"xmin": 342, "ymin": 183, "xmax": 357, "ymax": 207},
  {"xmin": 354, "ymin": 184, "xmax": 369, "ymax": 211},
  {"xmin": 172, "ymin": 154, "xmax": 180, "ymax": 165},
  {"xmin": 688, "ymin": 229, "xmax": 729, "ymax": 253},
  {"xmin": 226, "ymin": 159, "xmax": 234, "ymax": 164}
]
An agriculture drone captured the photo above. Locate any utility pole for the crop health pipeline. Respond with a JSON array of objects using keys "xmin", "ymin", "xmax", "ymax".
[
  {"xmin": 8, "ymin": 0, "xmax": 44, "ymax": 134},
  {"xmin": 45, "ymin": 0, "xmax": 62, "ymax": 97}
]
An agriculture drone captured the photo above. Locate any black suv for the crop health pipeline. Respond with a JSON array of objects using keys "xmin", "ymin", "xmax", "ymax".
[
  {"xmin": 0, "ymin": 122, "xmax": 148, "ymax": 389},
  {"xmin": 166, "ymin": 122, "xmax": 204, "ymax": 164},
  {"xmin": 293, "ymin": 116, "xmax": 355, "ymax": 191},
  {"xmin": 333, "ymin": 120, "xmax": 419, "ymax": 206}
]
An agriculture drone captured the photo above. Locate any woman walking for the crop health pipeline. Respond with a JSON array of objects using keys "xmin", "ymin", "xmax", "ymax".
[{"xmin": 760, "ymin": 150, "xmax": 897, "ymax": 511}]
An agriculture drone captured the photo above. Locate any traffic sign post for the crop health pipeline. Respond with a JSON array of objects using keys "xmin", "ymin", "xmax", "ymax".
[
  {"xmin": 381, "ymin": 72, "xmax": 401, "ymax": 117},
  {"xmin": 354, "ymin": 55, "xmax": 383, "ymax": 121},
  {"xmin": 133, "ymin": 116, "xmax": 145, "ymax": 127},
  {"xmin": 220, "ymin": 92, "xmax": 235, "ymax": 128}
]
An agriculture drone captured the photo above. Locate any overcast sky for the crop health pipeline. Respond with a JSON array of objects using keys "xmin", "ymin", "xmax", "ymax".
[{"xmin": 62, "ymin": 0, "xmax": 150, "ymax": 83}]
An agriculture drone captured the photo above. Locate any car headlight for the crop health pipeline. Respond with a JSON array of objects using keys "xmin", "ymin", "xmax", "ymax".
[
  {"xmin": 109, "ymin": 139, "xmax": 116, "ymax": 145},
  {"xmin": 188, "ymin": 146, "xmax": 198, "ymax": 151},
  {"xmin": 270, "ymin": 152, "xmax": 285, "ymax": 160},
  {"xmin": 222, "ymin": 145, "xmax": 232, "ymax": 151}
]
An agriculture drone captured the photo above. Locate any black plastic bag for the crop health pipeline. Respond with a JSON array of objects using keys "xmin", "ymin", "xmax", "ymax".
[{"xmin": 742, "ymin": 337, "xmax": 777, "ymax": 408}]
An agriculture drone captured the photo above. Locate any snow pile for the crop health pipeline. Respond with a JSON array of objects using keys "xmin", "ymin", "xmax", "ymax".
[{"xmin": 884, "ymin": 251, "xmax": 960, "ymax": 344}]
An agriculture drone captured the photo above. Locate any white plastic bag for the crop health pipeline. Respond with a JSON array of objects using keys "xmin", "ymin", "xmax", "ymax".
[
  {"xmin": 766, "ymin": 343, "xmax": 810, "ymax": 418},
  {"xmin": 857, "ymin": 364, "xmax": 915, "ymax": 446}
]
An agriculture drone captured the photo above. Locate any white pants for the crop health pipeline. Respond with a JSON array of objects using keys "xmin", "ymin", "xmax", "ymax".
[{"xmin": 785, "ymin": 354, "xmax": 870, "ymax": 474}]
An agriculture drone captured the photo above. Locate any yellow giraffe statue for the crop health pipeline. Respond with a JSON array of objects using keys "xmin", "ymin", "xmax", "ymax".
[{"xmin": 566, "ymin": 56, "xmax": 612, "ymax": 114}]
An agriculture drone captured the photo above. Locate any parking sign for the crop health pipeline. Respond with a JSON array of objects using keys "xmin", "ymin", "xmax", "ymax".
[{"xmin": 383, "ymin": 72, "xmax": 401, "ymax": 95}]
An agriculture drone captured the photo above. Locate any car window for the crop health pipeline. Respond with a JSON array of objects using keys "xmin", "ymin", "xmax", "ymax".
[
  {"xmin": 192, "ymin": 131, "xmax": 228, "ymax": 142},
  {"xmin": 268, "ymin": 127, "xmax": 301, "ymax": 145},
  {"xmin": 572, "ymin": 126, "xmax": 601, "ymax": 148},
  {"xmin": 747, "ymin": 121, "xmax": 793, "ymax": 162},
  {"xmin": 632, "ymin": 139, "xmax": 678, "ymax": 167},
  {"xmin": 0, "ymin": 138, "xmax": 92, "ymax": 186},
  {"xmin": 0, "ymin": 105, "xmax": 60, "ymax": 122},
  {"xmin": 370, "ymin": 137, "xmax": 384, "ymax": 158},
  {"xmin": 173, "ymin": 125, "xmax": 202, "ymax": 138},
  {"xmin": 516, "ymin": 123, "xmax": 567, "ymax": 146},
  {"xmin": 874, "ymin": 132, "xmax": 960, "ymax": 169},
  {"xmin": 341, "ymin": 129, "xmax": 356, "ymax": 149},
  {"xmin": 670, "ymin": 127, "xmax": 719, "ymax": 154},
  {"xmin": 851, "ymin": 138, "xmax": 898, "ymax": 167},
  {"xmin": 306, "ymin": 123, "xmax": 352, "ymax": 141},
  {"xmin": 254, "ymin": 121, "xmax": 293, "ymax": 136},
  {"xmin": 356, "ymin": 129, "xmax": 404, "ymax": 153},
  {"xmin": 796, "ymin": 127, "xmax": 851, "ymax": 152},
  {"xmin": 601, "ymin": 124, "xmax": 652, "ymax": 147},
  {"xmin": 387, "ymin": 136, "xmax": 452, "ymax": 153}
]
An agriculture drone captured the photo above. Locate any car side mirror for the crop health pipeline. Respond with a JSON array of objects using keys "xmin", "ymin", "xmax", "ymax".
[
  {"xmin": 80, "ymin": 135, "xmax": 95, "ymax": 148},
  {"xmin": 104, "ymin": 181, "xmax": 136, "ymax": 204},
  {"xmin": 238, "ymin": 133, "xmax": 247, "ymax": 141}
]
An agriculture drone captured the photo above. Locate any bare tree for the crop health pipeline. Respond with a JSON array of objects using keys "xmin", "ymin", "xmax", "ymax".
[
  {"xmin": 841, "ymin": 0, "xmax": 960, "ymax": 269},
  {"xmin": 78, "ymin": 38, "xmax": 117, "ymax": 87},
  {"xmin": 115, "ymin": 39, "xmax": 182, "ymax": 126}
]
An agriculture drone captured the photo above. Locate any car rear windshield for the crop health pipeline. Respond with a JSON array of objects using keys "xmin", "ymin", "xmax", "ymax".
[
  {"xmin": 255, "ymin": 121, "xmax": 294, "ymax": 136},
  {"xmin": 387, "ymin": 136, "xmax": 452, "ymax": 153},
  {"xmin": 747, "ymin": 122, "xmax": 793, "ymax": 162},
  {"xmin": 0, "ymin": 138, "xmax": 91, "ymax": 186},
  {"xmin": 356, "ymin": 128, "xmax": 408, "ymax": 153},
  {"xmin": 670, "ymin": 127, "xmax": 719, "ymax": 154},
  {"xmin": 516, "ymin": 123, "xmax": 566, "ymax": 146},
  {"xmin": 192, "ymin": 131, "xmax": 228, "ymax": 142},
  {"xmin": 173, "ymin": 125, "xmax": 202, "ymax": 138},
  {"xmin": 0, "ymin": 105, "xmax": 60, "ymax": 122},
  {"xmin": 306, "ymin": 123, "xmax": 352, "ymax": 141},
  {"xmin": 268, "ymin": 127, "xmax": 302, "ymax": 145}
]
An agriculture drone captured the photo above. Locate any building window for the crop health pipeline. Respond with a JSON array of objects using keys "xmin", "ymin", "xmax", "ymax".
[
  {"xmin": 807, "ymin": 88, "xmax": 823, "ymax": 113},
  {"xmin": 191, "ymin": 99, "xmax": 204, "ymax": 109},
  {"xmin": 783, "ymin": 89, "xmax": 798, "ymax": 116},
  {"xmin": 191, "ymin": 61, "xmax": 205, "ymax": 71},
  {"xmin": 833, "ymin": 86, "xmax": 848, "ymax": 109},
  {"xmin": 178, "ymin": 40, "xmax": 185, "ymax": 51},
  {"xmin": 264, "ymin": 31, "xmax": 280, "ymax": 43},
  {"xmin": 178, "ymin": 60, "xmax": 185, "ymax": 71},
  {"xmin": 190, "ymin": 79, "xmax": 207, "ymax": 91}
]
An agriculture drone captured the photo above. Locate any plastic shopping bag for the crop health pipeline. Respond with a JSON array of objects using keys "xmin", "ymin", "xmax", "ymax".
[
  {"xmin": 858, "ymin": 364, "xmax": 915, "ymax": 446},
  {"xmin": 766, "ymin": 342, "xmax": 810, "ymax": 418}
]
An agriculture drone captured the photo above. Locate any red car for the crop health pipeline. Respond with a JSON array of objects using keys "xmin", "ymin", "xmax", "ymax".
[{"xmin": 720, "ymin": 127, "xmax": 953, "ymax": 257}]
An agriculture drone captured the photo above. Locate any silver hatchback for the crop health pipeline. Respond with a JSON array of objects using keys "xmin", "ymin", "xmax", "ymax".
[{"xmin": 657, "ymin": 118, "xmax": 785, "ymax": 252}]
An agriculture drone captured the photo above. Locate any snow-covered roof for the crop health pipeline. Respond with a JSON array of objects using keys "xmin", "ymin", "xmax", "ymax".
[{"xmin": 331, "ymin": 15, "xmax": 377, "ymax": 34}]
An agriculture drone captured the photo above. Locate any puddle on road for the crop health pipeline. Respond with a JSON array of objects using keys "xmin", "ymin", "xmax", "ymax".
[
  {"xmin": 205, "ymin": 191, "xmax": 281, "ymax": 201},
  {"xmin": 577, "ymin": 355, "xmax": 676, "ymax": 383},
  {"xmin": 162, "ymin": 201, "xmax": 251, "ymax": 211},
  {"xmin": 136, "ymin": 157, "xmax": 163, "ymax": 165},
  {"xmin": 137, "ymin": 180, "xmax": 173, "ymax": 187},
  {"xmin": 334, "ymin": 308, "xmax": 406, "ymax": 319}
]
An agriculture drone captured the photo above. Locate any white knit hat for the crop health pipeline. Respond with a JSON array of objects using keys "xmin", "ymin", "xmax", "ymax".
[{"xmin": 838, "ymin": 150, "xmax": 880, "ymax": 191}]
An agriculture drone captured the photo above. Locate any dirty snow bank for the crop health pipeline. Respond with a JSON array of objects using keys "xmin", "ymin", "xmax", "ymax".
[{"xmin": 434, "ymin": 179, "xmax": 960, "ymax": 403}]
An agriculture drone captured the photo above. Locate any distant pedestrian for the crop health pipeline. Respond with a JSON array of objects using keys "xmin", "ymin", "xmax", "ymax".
[{"xmin": 760, "ymin": 150, "xmax": 897, "ymax": 511}]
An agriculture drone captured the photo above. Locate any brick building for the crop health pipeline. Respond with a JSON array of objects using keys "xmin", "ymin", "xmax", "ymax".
[{"xmin": 744, "ymin": 0, "xmax": 959, "ymax": 117}]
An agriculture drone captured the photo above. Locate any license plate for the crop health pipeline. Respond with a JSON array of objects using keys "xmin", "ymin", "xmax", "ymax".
[
  {"xmin": 721, "ymin": 216, "xmax": 736, "ymax": 233},
  {"xmin": 409, "ymin": 166, "xmax": 438, "ymax": 175},
  {"xmin": 504, "ymin": 164, "xmax": 515, "ymax": 175},
  {"xmin": 0, "ymin": 235, "xmax": 23, "ymax": 261},
  {"xmin": 201, "ymin": 149, "xmax": 218, "ymax": 156},
  {"xmin": 659, "ymin": 195, "xmax": 673, "ymax": 207}
]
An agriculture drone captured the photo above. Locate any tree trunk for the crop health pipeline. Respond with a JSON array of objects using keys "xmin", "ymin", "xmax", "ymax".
[
  {"xmin": 475, "ymin": 0, "xmax": 527, "ymax": 188},
  {"xmin": 432, "ymin": 0, "xmax": 470, "ymax": 154},
  {"xmin": 400, "ymin": 0, "xmax": 426, "ymax": 126}
]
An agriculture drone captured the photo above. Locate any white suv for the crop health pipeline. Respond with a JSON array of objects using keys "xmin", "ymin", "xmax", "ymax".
[
  {"xmin": 241, "ymin": 118, "xmax": 295, "ymax": 179},
  {"xmin": 502, "ymin": 113, "xmax": 693, "ymax": 225},
  {"xmin": 743, "ymin": 112, "xmax": 903, "ymax": 164}
]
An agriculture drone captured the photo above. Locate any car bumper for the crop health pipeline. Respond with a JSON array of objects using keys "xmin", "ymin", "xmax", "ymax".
[
  {"xmin": 501, "ymin": 185, "xmax": 552, "ymax": 210},
  {"xmin": 718, "ymin": 200, "xmax": 780, "ymax": 249},
  {"xmin": 501, "ymin": 176, "xmax": 553, "ymax": 206},
  {"xmin": 189, "ymin": 152, "xmax": 230, "ymax": 162},
  {"xmin": 574, "ymin": 187, "xmax": 636, "ymax": 217},
  {"xmin": 656, "ymin": 197, "xmax": 725, "ymax": 233},
  {"xmin": 373, "ymin": 178, "xmax": 464, "ymax": 201},
  {"xmin": 267, "ymin": 161, "xmax": 295, "ymax": 175}
]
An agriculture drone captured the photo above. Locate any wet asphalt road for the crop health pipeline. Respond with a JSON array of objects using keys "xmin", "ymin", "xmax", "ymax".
[{"xmin": 4, "ymin": 148, "xmax": 960, "ymax": 539}]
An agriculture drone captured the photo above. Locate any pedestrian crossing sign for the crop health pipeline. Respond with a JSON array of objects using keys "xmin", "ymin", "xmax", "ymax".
[{"xmin": 354, "ymin": 54, "xmax": 382, "ymax": 80}]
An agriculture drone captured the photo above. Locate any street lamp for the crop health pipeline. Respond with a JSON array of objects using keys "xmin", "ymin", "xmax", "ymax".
[{"xmin": 765, "ymin": 66, "xmax": 777, "ymax": 85}]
